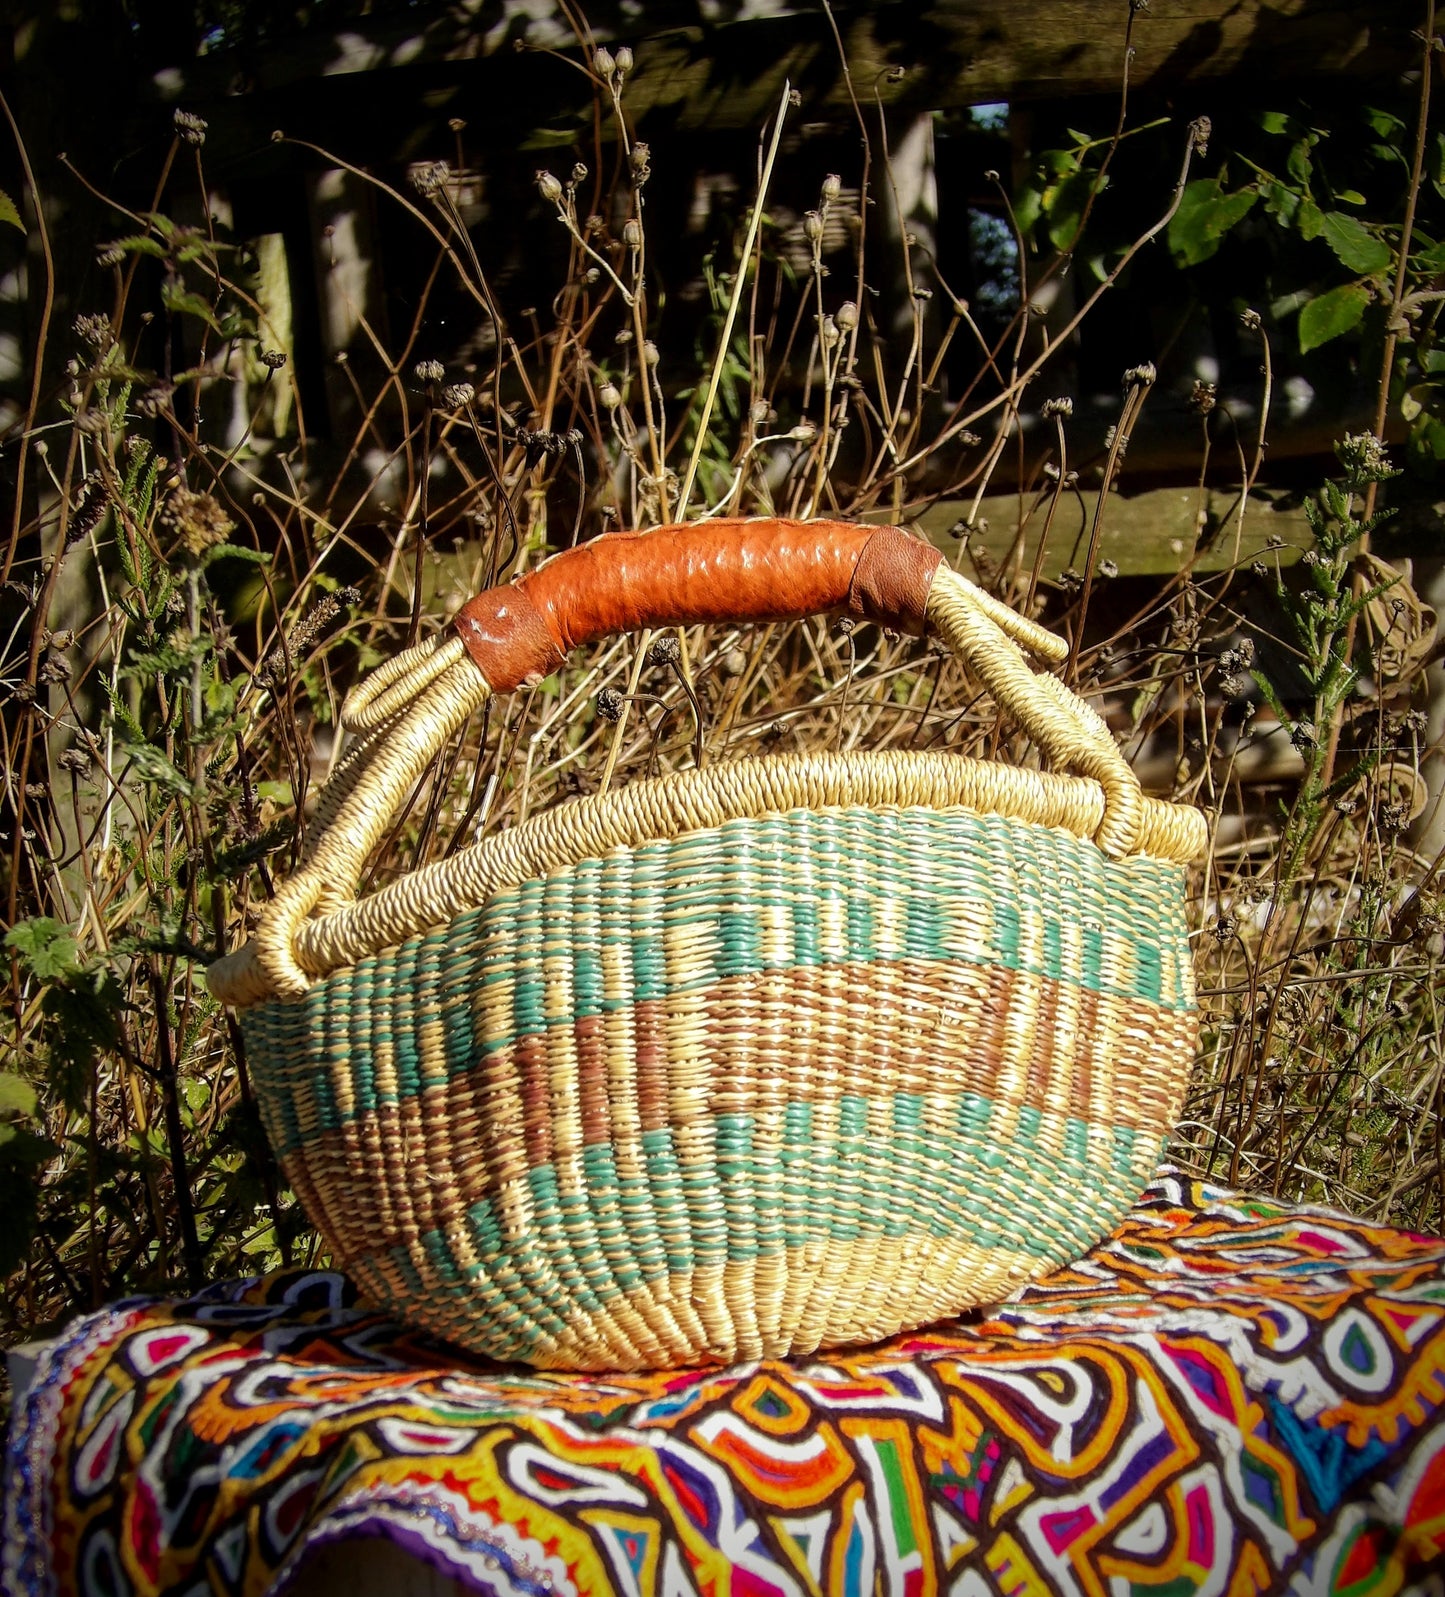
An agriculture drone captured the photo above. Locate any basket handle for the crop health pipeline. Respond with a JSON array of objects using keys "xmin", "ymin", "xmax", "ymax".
[
  {"xmin": 448, "ymin": 518, "xmax": 1050, "ymax": 692},
  {"xmin": 247, "ymin": 519, "xmax": 1144, "ymax": 1000}
]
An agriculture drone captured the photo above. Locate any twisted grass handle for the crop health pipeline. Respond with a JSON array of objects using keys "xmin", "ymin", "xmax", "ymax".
[{"xmin": 243, "ymin": 519, "xmax": 1147, "ymax": 1001}]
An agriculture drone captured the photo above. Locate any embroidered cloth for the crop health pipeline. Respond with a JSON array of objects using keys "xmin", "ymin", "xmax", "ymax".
[{"xmin": 6, "ymin": 1173, "xmax": 1445, "ymax": 1595}]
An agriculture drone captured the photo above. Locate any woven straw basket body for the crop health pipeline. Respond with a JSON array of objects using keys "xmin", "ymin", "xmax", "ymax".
[{"xmin": 210, "ymin": 519, "xmax": 1206, "ymax": 1371}]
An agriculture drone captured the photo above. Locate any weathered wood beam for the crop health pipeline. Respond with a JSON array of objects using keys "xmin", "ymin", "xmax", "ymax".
[
  {"xmin": 871, "ymin": 480, "xmax": 1442, "ymax": 580},
  {"xmin": 146, "ymin": 1, "xmax": 1417, "ymax": 135}
]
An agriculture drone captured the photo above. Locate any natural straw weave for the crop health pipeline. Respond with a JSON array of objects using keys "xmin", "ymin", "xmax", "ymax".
[{"xmin": 211, "ymin": 562, "xmax": 1207, "ymax": 1370}]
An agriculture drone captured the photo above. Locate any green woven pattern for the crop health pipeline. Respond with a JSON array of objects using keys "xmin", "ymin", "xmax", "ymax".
[
  {"xmin": 248, "ymin": 806, "xmax": 1191, "ymax": 1158},
  {"xmin": 242, "ymin": 803, "xmax": 1196, "ymax": 1368}
]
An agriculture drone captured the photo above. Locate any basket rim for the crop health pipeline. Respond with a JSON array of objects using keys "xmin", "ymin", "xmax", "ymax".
[{"xmin": 208, "ymin": 747, "xmax": 1206, "ymax": 1009}]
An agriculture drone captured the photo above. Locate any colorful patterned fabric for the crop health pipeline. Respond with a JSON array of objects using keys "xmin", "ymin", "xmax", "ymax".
[{"xmin": 6, "ymin": 1171, "xmax": 1445, "ymax": 1596}]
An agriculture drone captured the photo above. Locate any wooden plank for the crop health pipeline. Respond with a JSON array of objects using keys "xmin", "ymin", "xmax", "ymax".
[
  {"xmin": 872, "ymin": 485, "xmax": 1315, "ymax": 579},
  {"xmin": 147, "ymin": 1, "xmax": 1416, "ymax": 135}
]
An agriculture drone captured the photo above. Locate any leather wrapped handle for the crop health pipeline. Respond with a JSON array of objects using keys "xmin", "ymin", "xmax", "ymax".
[{"xmin": 454, "ymin": 518, "xmax": 942, "ymax": 692}]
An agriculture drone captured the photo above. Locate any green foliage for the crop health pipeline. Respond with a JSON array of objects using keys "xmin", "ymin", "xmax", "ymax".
[
  {"xmin": 1168, "ymin": 177, "xmax": 1258, "ymax": 266},
  {"xmin": 0, "ymin": 189, "xmax": 23, "ymax": 232}
]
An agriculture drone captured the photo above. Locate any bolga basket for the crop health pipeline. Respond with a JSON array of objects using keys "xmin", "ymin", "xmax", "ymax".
[{"xmin": 209, "ymin": 518, "xmax": 1207, "ymax": 1371}]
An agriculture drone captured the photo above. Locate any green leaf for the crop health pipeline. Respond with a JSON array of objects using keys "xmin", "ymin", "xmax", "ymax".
[
  {"xmin": 106, "ymin": 234, "xmax": 167, "ymax": 259},
  {"xmin": 1320, "ymin": 212, "xmax": 1391, "ymax": 275},
  {"xmin": 0, "ymin": 189, "xmax": 23, "ymax": 232},
  {"xmin": 118, "ymin": 739, "xmax": 195, "ymax": 796},
  {"xmin": 1258, "ymin": 110, "xmax": 1301, "ymax": 137},
  {"xmin": 199, "ymin": 543, "xmax": 271, "ymax": 570},
  {"xmin": 1287, "ymin": 137, "xmax": 1316, "ymax": 187},
  {"xmin": 0, "ymin": 1072, "xmax": 37, "ymax": 1117},
  {"xmin": 1299, "ymin": 282, "xmax": 1370, "ymax": 352},
  {"xmin": 5, "ymin": 918, "xmax": 82, "ymax": 982},
  {"xmin": 1334, "ymin": 189, "xmax": 1367, "ymax": 206},
  {"xmin": 1168, "ymin": 178, "xmax": 1258, "ymax": 266},
  {"xmin": 160, "ymin": 281, "xmax": 224, "ymax": 332},
  {"xmin": 1045, "ymin": 170, "xmax": 1106, "ymax": 251},
  {"xmin": 1297, "ymin": 198, "xmax": 1325, "ymax": 241},
  {"xmin": 1258, "ymin": 180, "xmax": 1300, "ymax": 225}
]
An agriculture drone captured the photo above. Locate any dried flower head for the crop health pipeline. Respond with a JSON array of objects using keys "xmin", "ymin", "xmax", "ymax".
[
  {"xmin": 1041, "ymin": 396, "xmax": 1073, "ymax": 420},
  {"xmin": 174, "ymin": 109, "xmax": 207, "ymax": 146},
  {"xmin": 835, "ymin": 300, "xmax": 858, "ymax": 332},
  {"xmin": 161, "ymin": 485, "xmax": 235, "ymax": 559},
  {"xmin": 630, "ymin": 142, "xmax": 651, "ymax": 184},
  {"xmin": 1239, "ymin": 307, "xmax": 1262, "ymax": 332},
  {"xmin": 138, "ymin": 383, "xmax": 175, "ymax": 418},
  {"xmin": 646, "ymin": 634, "xmax": 682, "ymax": 669},
  {"xmin": 1123, "ymin": 362, "xmax": 1157, "ymax": 388},
  {"xmin": 821, "ymin": 173, "xmax": 842, "ymax": 206},
  {"xmin": 58, "ymin": 746, "xmax": 92, "ymax": 777},
  {"xmin": 593, "ymin": 46, "xmax": 616, "ymax": 80},
  {"xmin": 596, "ymin": 686, "xmax": 625, "ymax": 722},
  {"xmin": 73, "ymin": 312, "xmax": 112, "ymax": 349},
  {"xmin": 789, "ymin": 421, "xmax": 818, "ymax": 443},
  {"xmin": 642, "ymin": 340, "xmax": 659, "ymax": 367},
  {"xmin": 410, "ymin": 161, "xmax": 450, "ymax": 198},
  {"xmin": 258, "ymin": 347, "xmax": 287, "ymax": 371},
  {"xmin": 536, "ymin": 170, "xmax": 564, "ymax": 205},
  {"xmin": 442, "ymin": 383, "xmax": 476, "ymax": 408},
  {"xmin": 622, "ymin": 218, "xmax": 643, "ymax": 248},
  {"xmin": 96, "ymin": 242, "xmax": 127, "ymax": 269},
  {"xmin": 1190, "ymin": 379, "xmax": 1217, "ymax": 415},
  {"xmin": 1336, "ymin": 431, "xmax": 1395, "ymax": 484},
  {"xmin": 613, "ymin": 45, "xmax": 634, "ymax": 76},
  {"xmin": 598, "ymin": 380, "xmax": 622, "ymax": 410},
  {"xmin": 803, "ymin": 210, "xmax": 824, "ymax": 244},
  {"xmin": 413, "ymin": 359, "xmax": 445, "ymax": 384}
]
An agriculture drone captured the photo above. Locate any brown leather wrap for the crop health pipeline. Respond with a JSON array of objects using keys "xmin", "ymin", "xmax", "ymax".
[{"xmin": 454, "ymin": 519, "xmax": 941, "ymax": 692}]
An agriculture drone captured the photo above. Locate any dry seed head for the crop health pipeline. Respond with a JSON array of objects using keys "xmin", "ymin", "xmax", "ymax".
[
  {"xmin": 749, "ymin": 399, "xmax": 771, "ymax": 425},
  {"xmin": 593, "ymin": 46, "xmax": 616, "ymax": 80},
  {"xmin": 536, "ymin": 170, "xmax": 564, "ymax": 204},
  {"xmin": 614, "ymin": 45, "xmax": 633, "ymax": 76},
  {"xmin": 599, "ymin": 380, "xmax": 622, "ymax": 410},
  {"xmin": 413, "ymin": 359, "xmax": 445, "ymax": 384},
  {"xmin": 596, "ymin": 686, "xmax": 624, "ymax": 721},
  {"xmin": 646, "ymin": 634, "xmax": 681, "ymax": 668},
  {"xmin": 442, "ymin": 383, "xmax": 476, "ymax": 408},
  {"xmin": 803, "ymin": 210, "xmax": 824, "ymax": 243},
  {"xmin": 96, "ymin": 243, "xmax": 126, "ymax": 269},
  {"xmin": 58, "ymin": 746, "xmax": 92, "ymax": 777},
  {"xmin": 622, "ymin": 217, "xmax": 643, "ymax": 247},
  {"xmin": 642, "ymin": 340, "xmax": 659, "ymax": 366},
  {"xmin": 410, "ymin": 161, "xmax": 449, "ymax": 197},
  {"xmin": 174, "ymin": 109, "xmax": 207, "ymax": 146},
  {"xmin": 161, "ymin": 485, "xmax": 235, "ymax": 559},
  {"xmin": 790, "ymin": 421, "xmax": 818, "ymax": 442},
  {"xmin": 820, "ymin": 315, "xmax": 839, "ymax": 347},
  {"xmin": 1041, "ymin": 396, "xmax": 1073, "ymax": 419},
  {"xmin": 258, "ymin": 348, "xmax": 287, "ymax": 371},
  {"xmin": 630, "ymin": 142, "xmax": 651, "ymax": 184},
  {"xmin": 571, "ymin": 162, "xmax": 588, "ymax": 185},
  {"xmin": 73, "ymin": 312, "xmax": 112, "ymax": 348},
  {"xmin": 1123, "ymin": 362, "xmax": 1157, "ymax": 387},
  {"xmin": 821, "ymin": 173, "xmax": 842, "ymax": 206},
  {"xmin": 835, "ymin": 300, "xmax": 858, "ymax": 332}
]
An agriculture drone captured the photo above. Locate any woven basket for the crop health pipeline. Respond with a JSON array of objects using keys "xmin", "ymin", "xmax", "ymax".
[{"xmin": 210, "ymin": 518, "xmax": 1206, "ymax": 1371}]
